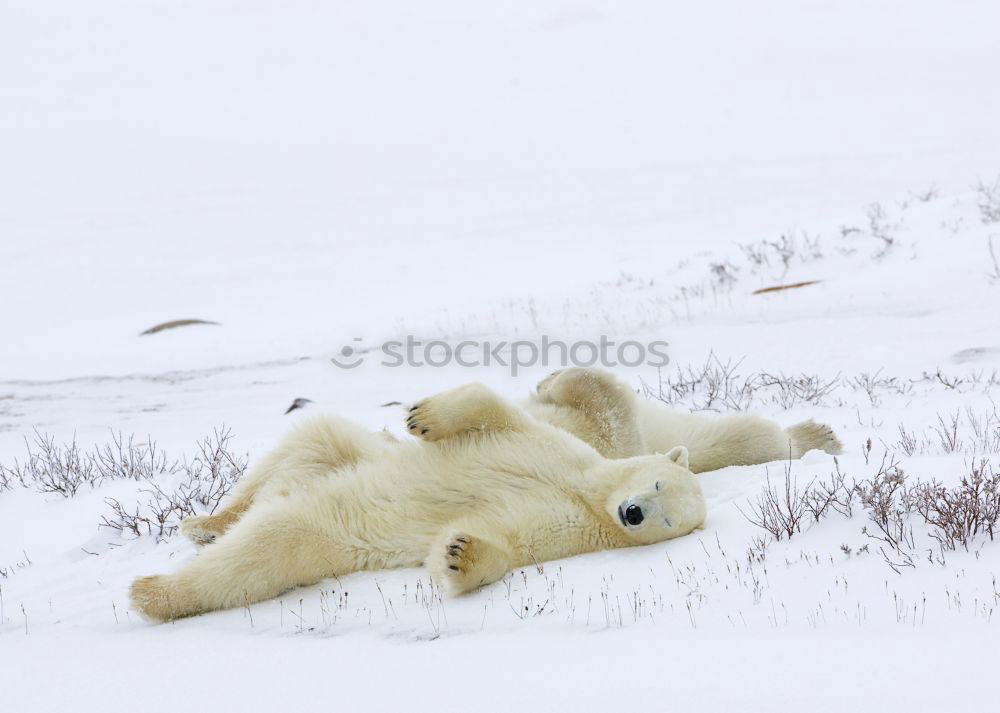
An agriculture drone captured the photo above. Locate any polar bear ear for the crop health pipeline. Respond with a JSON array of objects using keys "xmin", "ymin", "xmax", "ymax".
[{"xmin": 665, "ymin": 445, "xmax": 689, "ymax": 469}]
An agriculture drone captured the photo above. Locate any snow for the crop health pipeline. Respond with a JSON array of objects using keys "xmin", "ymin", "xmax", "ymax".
[{"xmin": 2, "ymin": 1, "xmax": 1000, "ymax": 710}]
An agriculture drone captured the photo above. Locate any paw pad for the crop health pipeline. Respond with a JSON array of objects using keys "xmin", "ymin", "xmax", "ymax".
[{"xmin": 445, "ymin": 535, "xmax": 470, "ymax": 571}]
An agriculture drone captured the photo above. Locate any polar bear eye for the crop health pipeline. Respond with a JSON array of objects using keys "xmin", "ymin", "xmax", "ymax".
[{"xmin": 655, "ymin": 480, "xmax": 663, "ymax": 491}]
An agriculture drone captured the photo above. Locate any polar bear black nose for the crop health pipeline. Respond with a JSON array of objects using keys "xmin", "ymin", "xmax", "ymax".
[{"xmin": 624, "ymin": 504, "xmax": 644, "ymax": 526}]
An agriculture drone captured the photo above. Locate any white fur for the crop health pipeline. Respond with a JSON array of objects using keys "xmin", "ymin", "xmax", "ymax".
[
  {"xmin": 132, "ymin": 384, "xmax": 704, "ymax": 621},
  {"xmin": 526, "ymin": 368, "xmax": 843, "ymax": 471},
  {"xmin": 135, "ymin": 370, "xmax": 841, "ymax": 622}
]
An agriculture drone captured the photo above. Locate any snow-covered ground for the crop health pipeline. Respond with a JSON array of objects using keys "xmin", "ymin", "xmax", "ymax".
[{"xmin": 2, "ymin": 1, "xmax": 1000, "ymax": 711}]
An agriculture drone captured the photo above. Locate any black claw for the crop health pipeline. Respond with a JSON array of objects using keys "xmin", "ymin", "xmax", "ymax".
[
  {"xmin": 421, "ymin": 428, "xmax": 429, "ymax": 435},
  {"xmin": 409, "ymin": 405, "xmax": 418, "ymax": 412},
  {"xmin": 448, "ymin": 565, "xmax": 460, "ymax": 572},
  {"xmin": 408, "ymin": 424, "xmax": 417, "ymax": 431}
]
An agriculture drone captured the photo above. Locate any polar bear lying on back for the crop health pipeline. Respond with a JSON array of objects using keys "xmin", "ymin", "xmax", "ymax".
[
  {"xmin": 525, "ymin": 368, "xmax": 842, "ymax": 467},
  {"xmin": 131, "ymin": 369, "xmax": 840, "ymax": 621}
]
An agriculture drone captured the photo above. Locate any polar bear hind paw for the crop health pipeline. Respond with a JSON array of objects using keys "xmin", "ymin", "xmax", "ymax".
[
  {"xmin": 179, "ymin": 515, "xmax": 220, "ymax": 545},
  {"xmin": 130, "ymin": 575, "xmax": 190, "ymax": 622},
  {"xmin": 534, "ymin": 369, "xmax": 565, "ymax": 398}
]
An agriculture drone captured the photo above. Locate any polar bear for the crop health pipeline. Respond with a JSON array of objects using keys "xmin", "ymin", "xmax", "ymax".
[
  {"xmin": 525, "ymin": 368, "xmax": 842, "ymax": 469},
  {"xmin": 130, "ymin": 382, "xmax": 706, "ymax": 621}
]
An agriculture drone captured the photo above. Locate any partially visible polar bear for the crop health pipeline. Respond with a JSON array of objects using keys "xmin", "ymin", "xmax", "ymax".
[
  {"xmin": 131, "ymin": 381, "xmax": 706, "ymax": 621},
  {"xmin": 133, "ymin": 368, "xmax": 841, "ymax": 622},
  {"xmin": 525, "ymin": 368, "xmax": 843, "ymax": 468}
]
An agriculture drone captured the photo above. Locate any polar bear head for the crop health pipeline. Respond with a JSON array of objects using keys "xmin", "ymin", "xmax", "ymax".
[{"xmin": 604, "ymin": 447, "xmax": 705, "ymax": 546}]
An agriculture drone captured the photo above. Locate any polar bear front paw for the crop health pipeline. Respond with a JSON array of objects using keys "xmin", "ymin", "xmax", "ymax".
[
  {"xmin": 406, "ymin": 384, "xmax": 501, "ymax": 442},
  {"xmin": 406, "ymin": 399, "xmax": 449, "ymax": 441},
  {"xmin": 788, "ymin": 420, "xmax": 844, "ymax": 456},
  {"xmin": 428, "ymin": 530, "xmax": 511, "ymax": 596},
  {"xmin": 444, "ymin": 533, "xmax": 472, "ymax": 573}
]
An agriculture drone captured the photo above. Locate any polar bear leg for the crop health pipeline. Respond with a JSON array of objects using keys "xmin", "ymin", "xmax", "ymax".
[
  {"xmin": 637, "ymin": 403, "xmax": 842, "ymax": 472},
  {"xmin": 406, "ymin": 383, "xmax": 531, "ymax": 442},
  {"xmin": 532, "ymin": 368, "xmax": 645, "ymax": 458},
  {"xmin": 134, "ymin": 500, "xmax": 348, "ymax": 621},
  {"xmin": 181, "ymin": 416, "xmax": 386, "ymax": 545},
  {"xmin": 426, "ymin": 498, "xmax": 599, "ymax": 596}
]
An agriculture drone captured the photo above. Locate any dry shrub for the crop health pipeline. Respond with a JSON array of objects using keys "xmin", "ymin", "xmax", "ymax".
[
  {"xmin": 736, "ymin": 464, "xmax": 809, "ymax": 540},
  {"xmin": 0, "ymin": 430, "xmax": 173, "ymax": 496},
  {"xmin": 974, "ymin": 176, "xmax": 1000, "ymax": 224},
  {"xmin": 100, "ymin": 429, "xmax": 246, "ymax": 539},
  {"xmin": 913, "ymin": 459, "xmax": 1000, "ymax": 551},
  {"xmin": 741, "ymin": 454, "xmax": 1000, "ymax": 570},
  {"xmin": 0, "ymin": 427, "xmax": 247, "ymax": 540},
  {"xmin": 855, "ymin": 455, "xmax": 916, "ymax": 557}
]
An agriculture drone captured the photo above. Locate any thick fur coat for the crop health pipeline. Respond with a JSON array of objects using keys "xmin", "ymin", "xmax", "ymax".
[{"xmin": 131, "ymin": 368, "xmax": 840, "ymax": 621}]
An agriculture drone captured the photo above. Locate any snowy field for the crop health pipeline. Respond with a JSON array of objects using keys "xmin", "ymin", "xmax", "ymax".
[{"xmin": 3, "ymin": 1, "xmax": 1000, "ymax": 711}]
